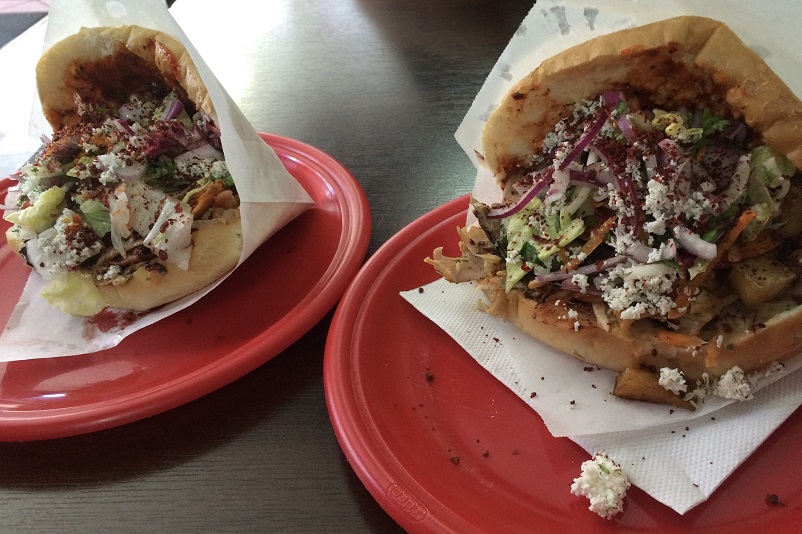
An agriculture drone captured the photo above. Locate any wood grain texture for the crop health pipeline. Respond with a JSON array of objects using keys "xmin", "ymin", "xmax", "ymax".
[{"xmin": 0, "ymin": 1, "xmax": 533, "ymax": 531}]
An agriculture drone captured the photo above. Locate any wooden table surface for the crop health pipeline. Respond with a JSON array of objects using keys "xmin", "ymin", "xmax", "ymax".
[{"xmin": 0, "ymin": 1, "xmax": 534, "ymax": 531}]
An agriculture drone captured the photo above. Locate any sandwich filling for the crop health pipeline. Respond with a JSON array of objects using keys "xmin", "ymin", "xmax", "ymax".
[
  {"xmin": 5, "ymin": 76, "xmax": 237, "ymax": 314},
  {"xmin": 437, "ymin": 92, "xmax": 802, "ymax": 350}
]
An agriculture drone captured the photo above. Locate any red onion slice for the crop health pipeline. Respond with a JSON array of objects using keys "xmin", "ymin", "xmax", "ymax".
[
  {"xmin": 724, "ymin": 121, "xmax": 747, "ymax": 145},
  {"xmin": 557, "ymin": 111, "xmax": 610, "ymax": 171},
  {"xmin": 719, "ymin": 154, "xmax": 751, "ymax": 213},
  {"xmin": 532, "ymin": 255, "xmax": 627, "ymax": 284},
  {"xmin": 161, "ymin": 99, "xmax": 185, "ymax": 121},
  {"xmin": 602, "ymin": 91, "xmax": 624, "ymax": 109},
  {"xmin": 115, "ymin": 160, "xmax": 148, "ymax": 182},
  {"xmin": 118, "ymin": 103, "xmax": 141, "ymax": 123},
  {"xmin": 616, "ymin": 114, "xmax": 638, "ymax": 142},
  {"xmin": 674, "ymin": 225, "xmax": 717, "ymax": 260},
  {"xmin": 487, "ymin": 169, "xmax": 553, "ymax": 219},
  {"xmin": 113, "ymin": 118, "xmax": 135, "ymax": 136},
  {"xmin": 625, "ymin": 241, "xmax": 654, "ymax": 263},
  {"xmin": 624, "ymin": 262, "xmax": 676, "ymax": 281},
  {"xmin": 174, "ymin": 143, "xmax": 225, "ymax": 164},
  {"xmin": 545, "ymin": 169, "xmax": 571, "ymax": 204}
]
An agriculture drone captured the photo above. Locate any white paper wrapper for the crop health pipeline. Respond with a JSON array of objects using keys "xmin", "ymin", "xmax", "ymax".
[
  {"xmin": 0, "ymin": 0, "xmax": 313, "ymax": 361},
  {"xmin": 404, "ymin": 0, "xmax": 802, "ymax": 515}
]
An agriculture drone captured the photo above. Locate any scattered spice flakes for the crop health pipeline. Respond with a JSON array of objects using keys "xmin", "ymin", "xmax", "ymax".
[
  {"xmin": 492, "ymin": 337, "xmax": 500, "ymax": 343},
  {"xmin": 568, "ymin": 400, "xmax": 576, "ymax": 408},
  {"xmin": 418, "ymin": 287, "xmax": 424, "ymax": 293},
  {"xmin": 425, "ymin": 371, "xmax": 434, "ymax": 383},
  {"xmin": 482, "ymin": 450, "xmax": 490, "ymax": 458},
  {"xmin": 512, "ymin": 449, "xmax": 520, "ymax": 456},
  {"xmin": 669, "ymin": 409, "xmax": 675, "ymax": 414},
  {"xmin": 766, "ymin": 493, "xmax": 784, "ymax": 506},
  {"xmin": 583, "ymin": 366, "xmax": 594, "ymax": 372},
  {"xmin": 529, "ymin": 391, "xmax": 537, "ymax": 398},
  {"xmin": 450, "ymin": 456, "xmax": 460, "ymax": 465}
]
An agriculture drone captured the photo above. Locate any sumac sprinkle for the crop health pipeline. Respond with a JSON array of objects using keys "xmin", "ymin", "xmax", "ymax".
[
  {"xmin": 450, "ymin": 456, "xmax": 460, "ymax": 465},
  {"xmin": 766, "ymin": 493, "xmax": 784, "ymax": 506},
  {"xmin": 512, "ymin": 91, "xmax": 525, "ymax": 100},
  {"xmin": 425, "ymin": 371, "xmax": 434, "ymax": 383}
]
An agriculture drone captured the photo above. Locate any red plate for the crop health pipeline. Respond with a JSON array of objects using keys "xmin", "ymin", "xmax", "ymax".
[
  {"xmin": 324, "ymin": 195, "xmax": 802, "ymax": 533},
  {"xmin": 0, "ymin": 133, "xmax": 370, "ymax": 442}
]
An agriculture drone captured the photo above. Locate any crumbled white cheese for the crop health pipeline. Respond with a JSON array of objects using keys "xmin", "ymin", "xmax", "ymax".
[
  {"xmin": 34, "ymin": 209, "xmax": 103, "ymax": 274},
  {"xmin": 571, "ymin": 273, "xmax": 589, "ymax": 293},
  {"xmin": 684, "ymin": 373, "xmax": 712, "ymax": 404},
  {"xmin": 571, "ymin": 453, "xmax": 630, "ymax": 519},
  {"xmin": 760, "ymin": 361, "xmax": 786, "ymax": 379},
  {"xmin": 714, "ymin": 366, "xmax": 753, "ymax": 401},
  {"xmin": 96, "ymin": 153, "xmax": 124, "ymax": 185},
  {"xmin": 597, "ymin": 261, "xmax": 678, "ymax": 320},
  {"xmin": 658, "ymin": 368, "xmax": 687, "ymax": 395},
  {"xmin": 102, "ymin": 264, "xmax": 123, "ymax": 281},
  {"xmin": 175, "ymin": 157, "xmax": 229, "ymax": 181}
]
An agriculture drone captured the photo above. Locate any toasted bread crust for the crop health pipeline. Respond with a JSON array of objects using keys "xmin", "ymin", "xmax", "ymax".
[
  {"xmin": 478, "ymin": 278, "xmax": 802, "ymax": 383},
  {"xmin": 97, "ymin": 215, "xmax": 242, "ymax": 311},
  {"xmin": 37, "ymin": 25, "xmax": 215, "ymax": 130}
]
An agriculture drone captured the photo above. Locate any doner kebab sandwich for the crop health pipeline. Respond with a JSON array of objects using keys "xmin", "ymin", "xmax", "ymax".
[
  {"xmin": 3, "ymin": 26, "xmax": 242, "ymax": 317},
  {"xmin": 427, "ymin": 16, "xmax": 802, "ymax": 409}
]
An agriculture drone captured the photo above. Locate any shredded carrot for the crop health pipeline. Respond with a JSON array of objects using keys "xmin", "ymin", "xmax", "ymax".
[
  {"xmin": 726, "ymin": 228, "xmax": 783, "ymax": 263},
  {"xmin": 671, "ymin": 208, "xmax": 757, "ymax": 318},
  {"xmin": 655, "ymin": 330, "xmax": 705, "ymax": 348},
  {"xmin": 712, "ymin": 208, "xmax": 758, "ymax": 267},
  {"xmin": 562, "ymin": 215, "xmax": 616, "ymax": 272}
]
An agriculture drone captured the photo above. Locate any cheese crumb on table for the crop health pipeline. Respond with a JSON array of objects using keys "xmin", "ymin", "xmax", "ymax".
[{"xmin": 570, "ymin": 452, "xmax": 630, "ymax": 519}]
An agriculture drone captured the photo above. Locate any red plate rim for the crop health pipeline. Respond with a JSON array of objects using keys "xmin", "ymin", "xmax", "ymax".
[{"xmin": 323, "ymin": 194, "xmax": 802, "ymax": 533}]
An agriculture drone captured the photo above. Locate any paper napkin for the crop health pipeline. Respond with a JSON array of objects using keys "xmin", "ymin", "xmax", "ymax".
[{"xmin": 402, "ymin": 281, "xmax": 802, "ymax": 513}]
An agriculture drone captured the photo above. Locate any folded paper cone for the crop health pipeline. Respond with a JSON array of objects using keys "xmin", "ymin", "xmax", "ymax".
[{"xmin": 0, "ymin": 0, "xmax": 312, "ymax": 361}]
